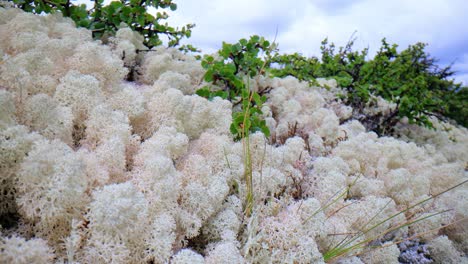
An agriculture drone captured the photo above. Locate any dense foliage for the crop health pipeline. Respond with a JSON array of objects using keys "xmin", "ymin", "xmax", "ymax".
[
  {"xmin": 444, "ymin": 86, "xmax": 468, "ymax": 128},
  {"xmin": 8, "ymin": 0, "xmax": 194, "ymax": 48},
  {"xmin": 271, "ymin": 38, "xmax": 467, "ymax": 133}
]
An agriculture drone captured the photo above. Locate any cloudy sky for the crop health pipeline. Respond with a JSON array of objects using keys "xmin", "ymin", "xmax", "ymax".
[
  {"xmin": 76, "ymin": 0, "xmax": 468, "ymax": 85},
  {"xmin": 164, "ymin": 0, "xmax": 468, "ymax": 85}
]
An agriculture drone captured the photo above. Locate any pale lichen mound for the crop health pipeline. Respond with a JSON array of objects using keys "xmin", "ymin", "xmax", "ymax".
[{"xmin": 0, "ymin": 235, "xmax": 54, "ymax": 264}]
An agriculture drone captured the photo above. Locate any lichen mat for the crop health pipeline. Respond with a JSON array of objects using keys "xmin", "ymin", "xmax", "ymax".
[{"xmin": 0, "ymin": 7, "xmax": 467, "ymax": 264}]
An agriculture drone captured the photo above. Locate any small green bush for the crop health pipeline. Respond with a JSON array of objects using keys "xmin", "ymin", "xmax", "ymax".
[
  {"xmin": 196, "ymin": 35, "xmax": 278, "ymax": 216},
  {"xmin": 197, "ymin": 35, "xmax": 276, "ymax": 141}
]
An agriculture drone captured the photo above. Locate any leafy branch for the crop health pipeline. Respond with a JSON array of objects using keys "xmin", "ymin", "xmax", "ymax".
[{"xmin": 197, "ymin": 35, "xmax": 276, "ymax": 140}]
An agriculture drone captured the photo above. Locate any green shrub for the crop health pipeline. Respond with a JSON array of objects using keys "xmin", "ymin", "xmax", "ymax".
[
  {"xmin": 269, "ymin": 52, "xmax": 321, "ymax": 85},
  {"xmin": 271, "ymin": 38, "xmax": 467, "ymax": 134},
  {"xmin": 443, "ymin": 86, "xmax": 468, "ymax": 127}
]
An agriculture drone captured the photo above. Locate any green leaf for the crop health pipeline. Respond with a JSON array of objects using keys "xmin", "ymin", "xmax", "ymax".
[
  {"xmin": 205, "ymin": 55, "xmax": 214, "ymax": 63},
  {"xmin": 230, "ymin": 123, "xmax": 239, "ymax": 135},
  {"xmin": 213, "ymin": 90, "xmax": 229, "ymax": 99},
  {"xmin": 261, "ymin": 125, "xmax": 270, "ymax": 137},
  {"xmin": 252, "ymin": 92, "xmax": 262, "ymax": 106},
  {"xmin": 234, "ymin": 113, "xmax": 244, "ymax": 122},
  {"xmin": 251, "ymin": 35, "xmax": 260, "ymax": 43},
  {"xmin": 204, "ymin": 70, "xmax": 214, "ymax": 82},
  {"xmin": 195, "ymin": 87, "xmax": 211, "ymax": 98}
]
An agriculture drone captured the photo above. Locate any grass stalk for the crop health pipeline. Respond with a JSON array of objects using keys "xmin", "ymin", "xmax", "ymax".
[
  {"xmin": 304, "ymin": 174, "xmax": 362, "ymax": 224},
  {"xmin": 242, "ymin": 78, "xmax": 254, "ymax": 217},
  {"xmin": 323, "ymin": 179, "xmax": 468, "ymax": 262}
]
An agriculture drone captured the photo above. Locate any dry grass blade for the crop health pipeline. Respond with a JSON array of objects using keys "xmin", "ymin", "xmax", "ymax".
[{"xmin": 323, "ymin": 179, "xmax": 468, "ymax": 262}]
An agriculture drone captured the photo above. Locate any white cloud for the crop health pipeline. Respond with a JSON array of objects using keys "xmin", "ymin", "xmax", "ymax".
[
  {"xmin": 166, "ymin": 0, "xmax": 301, "ymax": 52},
  {"xmin": 278, "ymin": 0, "xmax": 466, "ymax": 55}
]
